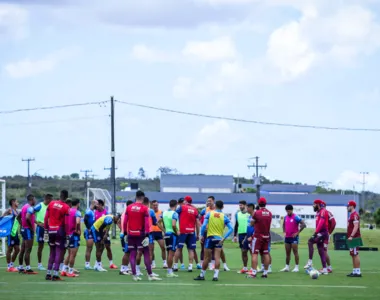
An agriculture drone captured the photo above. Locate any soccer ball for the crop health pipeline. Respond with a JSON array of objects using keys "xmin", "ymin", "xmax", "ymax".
[{"xmin": 309, "ymin": 269, "xmax": 319, "ymax": 279}]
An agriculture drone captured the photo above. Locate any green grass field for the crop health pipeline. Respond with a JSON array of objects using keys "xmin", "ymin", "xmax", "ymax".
[{"xmin": 1, "ymin": 229, "xmax": 379, "ymax": 300}]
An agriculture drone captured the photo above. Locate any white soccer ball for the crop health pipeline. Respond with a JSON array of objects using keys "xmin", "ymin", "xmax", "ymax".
[{"xmin": 309, "ymin": 269, "xmax": 319, "ymax": 279}]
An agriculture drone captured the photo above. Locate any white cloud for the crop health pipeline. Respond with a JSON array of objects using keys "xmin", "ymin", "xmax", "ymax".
[
  {"xmin": 4, "ymin": 47, "xmax": 80, "ymax": 79},
  {"xmin": 182, "ymin": 36, "xmax": 237, "ymax": 62},
  {"xmin": 130, "ymin": 44, "xmax": 177, "ymax": 63},
  {"xmin": 172, "ymin": 77, "xmax": 193, "ymax": 99},
  {"xmin": 334, "ymin": 170, "xmax": 380, "ymax": 192},
  {"xmin": 0, "ymin": 4, "xmax": 28, "ymax": 39},
  {"xmin": 186, "ymin": 120, "xmax": 241, "ymax": 156}
]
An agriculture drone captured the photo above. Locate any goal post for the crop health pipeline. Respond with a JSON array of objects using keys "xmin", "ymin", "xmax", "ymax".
[
  {"xmin": 87, "ymin": 188, "xmax": 113, "ymax": 213},
  {"xmin": 0, "ymin": 179, "xmax": 6, "ymax": 257}
]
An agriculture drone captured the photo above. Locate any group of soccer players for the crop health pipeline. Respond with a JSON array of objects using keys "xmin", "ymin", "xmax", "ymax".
[{"xmin": 3, "ymin": 189, "xmax": 362, "ymax": 281}]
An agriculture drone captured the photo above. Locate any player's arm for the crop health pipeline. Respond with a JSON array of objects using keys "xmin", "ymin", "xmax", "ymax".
[
  {"xmin": 33, "ymin": 204, "xmax": 43, "ymax": 227},
  {"xmin": 123, "ymin": 210, "xmax": 129, "ymax": 235},
  {"xmin": 233, "ymin": 212, "xmax": 238, "ymax": 238},
  {"xmin": 172, "ymin": 212, "xmax": 179, "ymax": 235},
  {"xmin": 26, "ymin": 207, "xmax": 35, "ymax": 232},
  {"xmin": 314, "ymin": 213, "xmax": 326, "ymax": 234},
  {"xmin": 44, "ymin": 206, "xmax": 50, "ymax": 230},
  {"xmin": 144, "ymin": 209, "xmax": 150, "ymax": 237},
  {"xmin": 196, "ymin": 215, "xmax": 201, "ymax": 238},
  {"xmin": 157, "ymin": 218, "xmax": 165, "ymax": 232},
  {"xmin": 2, "ymin": 208, "xmax": 12, "ymax": 216},
  {"xmin": 282, "ymin": 216, "xmax": 286, "ymax": 235},
  {"xmin": 200, "ymin": 213, "xmax": 210, "ymax": 237},
  {"xmin": 84, "ymin": 212, "xmax": 91, "ymax": 229},
  {"xmin": 348, "ymin": 216, "xmax": 360, "ymax": 239},
  {"xmin": 223, "ymin": 218, "xmax": 234, "ymax": 240},
  {"xmin": 299, "ymin": 219, "xmax": 306, "ymax": 233},
  {"xmin": 75, "ymin": 211, "xmax": 82, "ymax": 235}
]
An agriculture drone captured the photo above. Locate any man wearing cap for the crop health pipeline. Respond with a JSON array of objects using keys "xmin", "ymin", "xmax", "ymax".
[
  {"xmin": 323, "ymin": 201, "xmax": 336, "ymax": 273},
  {"xmin": 247, "ymin": 197, "xmax": 272, "ymax": 279},
  {"xmin": 347, "ymin": 200, "xmax": 362, "ymax": 277},
  {"xmin": 304, "ymin": 199, "xmax": 329, "ymax": 275},
  {"xmin": 174, "ymin": 196, "xmax": 200, "ymax": 272}
]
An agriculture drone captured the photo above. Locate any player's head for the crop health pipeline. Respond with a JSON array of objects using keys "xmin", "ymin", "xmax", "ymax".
[
  {"xmin": 114, "ymin": 213, "xmax": 121, "ymax": 223},
  {"xmin": 255, "ymin": 205, "xmax": 260, "ymax": 210},
  {"xmin": 215, "ymin": 200, "xmax": 224, "ymax": 210},
  {"xmin": 143, "ymin": 196, "xmax": 150, "ymax": 207},
  {"xmin": 321, "ymin": 200, "xmax": 326, "ymax": 208},
  {"xmin": 178, "ymin": 198, "xmax": 184, "ymax": 206},
  {"xmin": 151, "ymin": 200, "xmax": 159, "ymax": 211},
  {"xmin": 97, "ymin": 199, "xmax": 105, "ymax": 210},
  {"xmin": 135, "ymin": 190, "xmax": 145, "ymax": 203},
  {"xmin": 44, "ymin": 193, "xmax": 53, "ymax": 205},
  {"xmin": 239, "ymin": 200, "xmax": 247, "ymax": 211},
  {"xmin": 66, "ymin": 198, "xmax": 72, "ymax": 208},
  {"xmin": 184, "ymin": 195, "xmax": 192, "ymax": 205},
  {"xmin": 313, "ymin": 199, "xmax": 323, "ymax": 212},
  {"xmin": 169, "ymin": 199, "xmax": 178, "ymax": 210},
  {"xmin": 71, "ymin": 198, "xmax": 80, "ymax": 208},
  {"xmin": 9, "ymin": 198, "xmax": 18, "ymax": 209},
  {"xmin": 347, "ymin": 200, "xmax": 356, "ymax": 213},
  {"xmin": 60, "ymin": 190, "xmax": 69, "ymax": 201},
  {"xmin": 258, "ymin": 197, "xmax": 266, "ymax": 208},
  {"xmin": 207, "ymin": 196, "xmax": 215, "ymax": 207},
  {"xmin": 27, "ymin": 194, "xmax": 36, "ymax": 206},
  {"xmin": 126, "ymin": 200, "xmax": 133, "ymax": 207},
  {"xmin": 247, "ymin": 203, "xmax": 255, "ymax": 214},
  {"xmin": 91, "ymin": 199, "xmax": 99, "ymax": 209},
  {"xmin": 285, "ymin": 204, "xmax": 293, "ymax": 216}
]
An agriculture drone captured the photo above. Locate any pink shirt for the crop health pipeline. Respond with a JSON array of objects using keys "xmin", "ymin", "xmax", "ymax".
[
  {"xmin": 284, "ymin": 214, "xmax": 302, "ymax": 238},
  {"xmin": 21, "ymin": 204, "xmax": 35, "ymax": 229},
  {"xmin": 66, "ymin": 208, "xmax": 82, "ymax": 235},
  {"xmin": 95, "ymin": 209, "xmax": 107, "ymax": 221}
]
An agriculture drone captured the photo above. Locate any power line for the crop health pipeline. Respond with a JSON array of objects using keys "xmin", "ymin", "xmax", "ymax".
[
  {"xmin": 0, "ymin": 101, "xmax": 108, "ymax": 115},
  {"xmin": 116, "ymin": 100, "xmax": 380, "ymax": 132}
]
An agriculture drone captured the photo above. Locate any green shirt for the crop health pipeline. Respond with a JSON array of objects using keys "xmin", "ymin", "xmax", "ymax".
[
  {"xmin": 35, "ymin": 202, "xmax": 48, "ymax": 224},
  {"xmin": 237, "ymin": 211, "xmax": 249, "ymax": 234},
  {"xmin": 163, "ymin": 210, "xmax": 178, "ymax": 234}
]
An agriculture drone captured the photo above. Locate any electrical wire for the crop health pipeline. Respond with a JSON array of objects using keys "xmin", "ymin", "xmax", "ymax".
[{"xmin": 116, "ymin": 100, "xmax": 380, "ymax": 132}]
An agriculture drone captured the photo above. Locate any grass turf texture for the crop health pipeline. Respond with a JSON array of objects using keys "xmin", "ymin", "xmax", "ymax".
[{"xmin": 1, "ymin": 229, "xmax": 379, "ymax": 300}]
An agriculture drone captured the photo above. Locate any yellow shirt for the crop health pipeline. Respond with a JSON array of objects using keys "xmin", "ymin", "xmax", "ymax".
[
  {"xmin": 207, "ymin": 211, "xmax": 225, "ymax": 238},
  {"xmin": 93, "ymin": 215, "xmax": 113, "ymax": 232}
]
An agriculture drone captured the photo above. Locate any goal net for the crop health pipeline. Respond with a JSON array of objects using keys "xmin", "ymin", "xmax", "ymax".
[
  {"xmin": 0, "ymin": 180, "xmax": 6, "ymax": 257},
  {"xmin": 87, "ymin": 188, "xmax": 121, "ymax": 213}
]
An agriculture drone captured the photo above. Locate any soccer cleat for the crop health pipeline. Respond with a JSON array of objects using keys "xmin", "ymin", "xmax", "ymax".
[
  {"xmin": 132, "ymin": 276, "xmax": 142, "ymax": 281},
  {"xmin": 119, "ymin": 271, "xmax": 130, "ymax": 275},
  {"xmin": 66, "ymin": 273, "xmax": 79, "ymax": 278},
  {"xmin": 304, "ymin": 263, "xmax": 312, "ymax": 269},
  {"xmin": 292, "ymin": 267, "xmax": 299, "ymax": 273},
  {"xmin": 74, "ymin": 269, "xmax": 80, "ymax": 274},
  {"xmin": 52, "ymin": 275, "xmax": 63, "ymax": 281},
  {"xmin": 237, "ymin": 268, "xmax": 248, "ymax": 274},
  {"xmin": 151, "ymin": 263, "xmax": 156, "ymax": 269},
  {"xmin": 45, "ymin": 274, "xmax": 52, "ymax": 281},
  {"xmin": 151, "ymin": 272, "xmax": 160, "ymax": 277},
  {"xmin": 7, "ymin": 267, "xmax": 18, "ymax": 273},
  {"xmin": 163, "ymin": 263, "xmax": 168, "ymax": 269},
  {"xmin": 212, "ymin": 277, "xmax": 218, "ymax": 281},
  {"xmin": 257, "ymin": 268, "xmax": 264, "ymax": 273},
  {"xmin": 109, "ymin": 264, "xmax": 118, "ymax": 269},
  {"xmin": 188, "ymin": 267, "xmax": 193, "ymax": 273},
  {"xmin": 148, "ymin": 275, "xmax": 162, "ymax": 281},
  {"xmin": 246, "ymin": 274, "xmax": 256, "ymax": 279},
  {"xmin": 136, "ymin": 270, "xmax": 144, "ymax": 276},
  {"xmin": 173, "ymin": 268, "xmax": 178, "ymax": 272},
  {"xmin": 280, "ymin": 267, "xmax": 290, "ymax": 272},
  {"xmin": 193, "ymin": 275, "xmax": 205, "ymax": 281},
  {"xmin": 38, "ymin": 266, "xmax": 46, "ymax": 271},
  {"xmin": 180, "ymin": 264, "xmax": 185, "ymax": 270},
  {"xmin": 319, "ymin": 270, "xmax": 328, "ymax": 275},
  {"xmin": 223, "ymin": 265, "xmax": 230, "ymax": 271},
  {"xmin": 60, "ymin": 271, "xmax": 67, "ymax": 277},
  {"xmin": 84, "ymin": 266, "xmax": 93, "ymax": 270},
  {"xmin": 347, "ymin": 273, "xmax": 362, "ymax": 277},
  {"xmin": 196, "ymin": 264, "xmax": 202, "ymax": 270},
  {"xmin": 167, "ymin": 273, "xmax": 179, "ymax": 278},
  {"xmin": 25, "ymin": 269, "xmax": 38, "ymax": 275},
  {"xmin": 18, "ymin": 268, "xmax": 25, "ymax": 274},
  {"xmin": 261, "ymin": 274, "xmax": 268, "ymax": 279},
  {"xmin": 95, "ymin": 267, "xmax": 107, "ymax": 272},
  {"xmin": 327, "ymin": 269, "xmax": 333, "ymax": 274}
]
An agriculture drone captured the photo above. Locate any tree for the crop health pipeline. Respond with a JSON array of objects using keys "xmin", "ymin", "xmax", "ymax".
[
  {"xmin": 374, "ymin": 208, "xmax": 380, "ymax": 226},
  {"xmin": 70, "ymin": 173, "xmax": 80, "ymax": 179},
  {"xmin": 157, "ymin": 166, "xmax": 178, "ymax": 176},
  {"xmin": 138, "ymin": 167, "xmax": 146, "ymax": 179},
  {"xmin": 120, "ymin": 182, "xmax": 129, "ymax": 190}
]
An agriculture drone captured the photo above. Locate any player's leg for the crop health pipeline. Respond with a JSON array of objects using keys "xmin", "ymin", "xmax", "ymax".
[
  {"xmin": 36, "ymin": 226, "xmax": 45, "ymax": 270},
  {"xmin": 325, "ymin": 234, "xmax": 332, "ymax": 272},
  {"xmin": 194, "ymin": 237, "xmax": 212, "ymax": 280},
  {"xmin": 67, "ymin": 235, "xmax": 80, "ymax": 277},
  {"xmin": 247, "ymin": 237, "xmax": 259, "ymax": 278},
  {"xmin": 186, "ymin": 233, "xmax": 197, "ymax": 271},
  {"xmin": 18, "ymin": 239, "xmax": 25, "ymax": 272},
  {"xmin": 105, "ymin": 241, "xmax": 117, "ymax": 269},
  {"xmin": 46, "ymin": 233, "xmax": 56, "ymax": 281},
  {"xmin": 156, "ymin": 234, "xmax": 167, "ymax": 268},
  {"xmin": 136, "ymin": 250, "xmax": 143, "ymax": 275},
  {"xmin": 142, "ymin": 238, "xmax": 161, "ymax": 280},
  {"xmin": 149, "ymin": 234, "xmax": 155, "ymax": 267},
  {"xmin": 24, "ymin": 231, "xmax": 35, "ymax": 274},
  {"xmin": 62, "ymin": 248, "xmax": 70, "ymax": 276},
  {"xmin": 304, "ymin": 237, "xmax": 315, "ymax": 269},
  {"xmin": 84, "ymin": 229, "xmax": 94, "ymax": 269},
  {"xmin": 316, "ymin": 240, "xmax": 328, "ymax": 274},
  {"xmin": 173, "ymin": 234, "xmax": 185, "ymax": 271},
  {"xmin": 10, "ymin": 242, "xmax": 20, "ymax": 272},
  {"xmin": 281, "ymin": 242, "xmax": 292, "ymax": 272},
  {"xmin": 165, "ymin": 233, "xmax": 178, "ymax": 277},
  {"xmin": 212, "ymin": 247, "xmax": 222, "ymax": 280},
  {"xmin": 127, "ymin": 237, "xmax": 139, "ymax": 278},
  {"xmin": 220, "ymin": 249, "xmax": 230, "ymax": 271},
  {"xmin": 95, "ymin": 242, "xmax": 105, "ymax": 270},
  {"xmin": 348, "ymin": 247, "xmax": 361, "ymax": 277},
  {"xmin": 238, "ymin": 234, "xmax": 248, "ymax": 272},
  {"xmin": 291, "ymin": 243, "xmax": 300, "ymax": 272}
]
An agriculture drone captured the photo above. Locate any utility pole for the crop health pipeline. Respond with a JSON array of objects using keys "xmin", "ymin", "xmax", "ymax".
[
  {"xmin": 110, "ymin": 96, "xmax": 117, "ymax": 239},
  {"xmin": 248, "ymin": 156, "xmax": 267, "ymax": 203},
  {"xmin": 360, "ymin": 171, "xmax": 369, "ymax": 209},
  {"xmin": 81, "ymin": 169, "xmax": 93, "ymax": 199},
  {"xmin": 22, "ymin": 158, "xmax": 35, "ymax": 194}
]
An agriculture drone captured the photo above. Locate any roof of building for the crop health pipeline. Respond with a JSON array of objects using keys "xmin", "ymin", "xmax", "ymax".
[
  {"xmin": 116, "ymin": 191, "xmax": 356, "ymax": 206},
  {"xmin": 241, "ymin": 183, "xmax": 316, "ymax": 193},
  {"xmin": 160, "ymin": 174, "xmax": 234, "ymax": 189}
]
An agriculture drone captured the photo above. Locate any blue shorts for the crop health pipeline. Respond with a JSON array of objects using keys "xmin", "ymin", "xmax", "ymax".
[
  {"xmin": 7, "ymin": 234, "xmax": 20, "ymax": 247},
  {"xmin": 21, "ymin": 228, "xmax": 34, "ymax": 241},
  {"xmin": 36, "ymin": 225, "xmax": 45, "ymax": 244},
  {"xmin": 91, "ymin": 227, "xmax": 110, "ymax": 245},
  {"xmin": 68, "ymin": 234, "xmax": 80, "ymax": 249},
  {"xmin": 84, "ymin": 229, "xmax": 94, "ymax": 241},
  {"xmin": 164, "ymin": 233, "xmax": 177, "ymax": 252},
  {"xmin": 238, "ymin": 233, "xmax": 247, "ymax": 249},
  {"xmin": 205, "ymin": 236, "xmax": 223, "ymax": 249},
  {"xmin": 151, "ymin": 231, "xmax": 164, "ymax": 241},
  {"xmin": 178, "ymin": 233, "xmax": 196, "ymax": 250},
  {"xmin": 242, "ymin": 238, "xmax": 250, "ymax": 251},
  {"xmin": 120, "ymin": 234, "xmax": 129, "ymax": 253},
  {"xmin": 285, "ymin": 236, "xmax": 299, "ymax": 245}
]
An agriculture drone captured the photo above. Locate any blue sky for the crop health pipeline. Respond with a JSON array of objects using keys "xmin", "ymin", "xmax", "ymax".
[{"xmin": 1, "ymin": 0, "xmax": 380, "ymax": 191}]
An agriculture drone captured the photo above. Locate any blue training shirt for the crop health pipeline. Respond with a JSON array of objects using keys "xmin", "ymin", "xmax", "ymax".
[
  {"xmin": 149, "ymin": 209, "xmax": 157, "ymax": 225},
  {"xmin": 84, "ymin": 209, "xmax": 95, "ymax": 230},
  {"xmin": 247, "ymin": 215, "xmax": 255, "ymax": 236}
]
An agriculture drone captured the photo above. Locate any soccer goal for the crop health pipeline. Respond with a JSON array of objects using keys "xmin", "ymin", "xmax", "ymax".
[
  {"xmin": 87, "ymin": 188, "xmax": 113, "ymax": 213},
  {"xmin": 0, "ymin": 179, "xmax": 6, "ymax": 257}
]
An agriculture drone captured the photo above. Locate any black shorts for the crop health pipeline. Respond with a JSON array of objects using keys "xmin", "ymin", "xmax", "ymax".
[{"xmin": 7, "ymin": 235, "xmax": 20, "ymax": 247}]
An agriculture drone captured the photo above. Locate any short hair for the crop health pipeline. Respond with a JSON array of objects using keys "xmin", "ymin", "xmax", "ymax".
[
  {"xmin": 239, "ymin": 200, "xmax": 247, "ymax": 205},
  {"xmin": 97, "ymin": 199, "xmax": 105, "ymax": 207},
  {"xmin": 143, "ymin": 197, "xmax": 150, "ymax": 205},
  {"xmin": 65, "ymin": 198, "xmax": 72, "ymax": 205},
  {"xmin": 215, "ymin": 200, "xmax": 224, "ymax": 209},
  {"xmin": 72, "ymin": 199, "xmax": 80, "ymax": 206},
  {"xmin": 61, "ymin": 190, "xmax": 69, "ymax": 199},
  {"xmin": 151, "ymin": 200, "xmax": 158, "ymax": 204},
  {"xmin": 136, "ymin": 190, "xmax": 145, "ymax": 199},
  {"xmin": 255, "ymin": 205, "xmax": 260, "ymax": 210},
  {"xmin": 27, "ymin": 194, "xmax": 34, "ymax": 201},
  {"xmin": 9, "ymin": 198, "xmax": 16, "ymax": 206},
  {"xmin": 169, "ymin": 199, "xmax": 177, "ymax": 208},
  {"xmin": 285, "ymin": 204, "xmax": 293, "ymax": 211},
  {"xmin": 178, "ymin": 198, "xmax": 184, "ymax": 204},
  {"xmin": 126, "ymin": 200, "xmax": 133, "ymax": 206},
  {"xmin": 45, "ymin": 194, "xmax": 53, "ymax": 199},
  {"xmin": 208, "ymin": 196, "xmax": 215, "ymax": 201},
  {"xmin": 247, "ymin": 203, "xmax": 255, "ymax": 209}
]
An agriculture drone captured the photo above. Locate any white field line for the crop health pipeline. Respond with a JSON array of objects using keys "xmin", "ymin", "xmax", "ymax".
[{"xmin": 216, "ymin": 284, "xmax": 367, "ymax": 289}]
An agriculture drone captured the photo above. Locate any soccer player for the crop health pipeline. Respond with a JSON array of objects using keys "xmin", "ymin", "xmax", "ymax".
[
  {"xmin": 173, "ymin": 198, "xmax": 185, "ymax": 270},
  {"xmin": 84, "ymin": 199, "xmax": 98, "ymax": 270},
  {"xmin": 175, "ymin": 195, "xmax": 200, "ymax": 272},
  {"xmin": 241, "ymin": 203, "xmax": 255, "ymax": 274},
  {"xmin": 347, "ymin": 200, "xmax": 362, "ymax": 277},
  {"xmin": 247, "ymin": 197, "xmax": 272, "ymax": 279},
  {"xmin": 18, "ymin": 194, "xmax": 37, "ymax": 274},
  {"xmin": 95, "ymin": 200, "xmax": 117, "ymax": 269},
  {"xmin": 150, "ymin": 200, "xmax": 167, "ymax": 268},
  {"xmin": 92, "ymin": 213, "xmax": 120, "ymax": 272},
  {"xmin": 34, "ymin": 194, "xmax": 53, "ymax": 271},
  {"xmin": 233, "ymin": 200, "xmax": 250, "ymax": 274},
  {"xmin": 61, "ymin": 199, "xmax": 82, "ymax": 277},
  {"xmin": 194, "ymin": 200, "xmax": 233, "ymax": 281},
  {"xmin": 323, "ymin": 201, "xmax": 336, "ymax": 273},
  {"xmin": 3, "ymin": 198, "xmax": 20, "ymax": 272},
  {"xmin": 162, "ymin": 199, "xmax": 179, "ymax": 277},
  {"xmin": 304, "ymin": 199, "xmax": 329, "ymax": 275},
  {"xmin": 280, "ymin": 204, "xmax": 306, "ymax": 272},
  {"xmin": 123, "ymin": 190, "xmax": 161, "ymax": 281},
  {"xmin": 119, "ymin": 200, "xmax": 133, "ymax": 275},
  {"xmin": 44, "ymin": 190, "xmax": 71, "ymax": 281}
]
